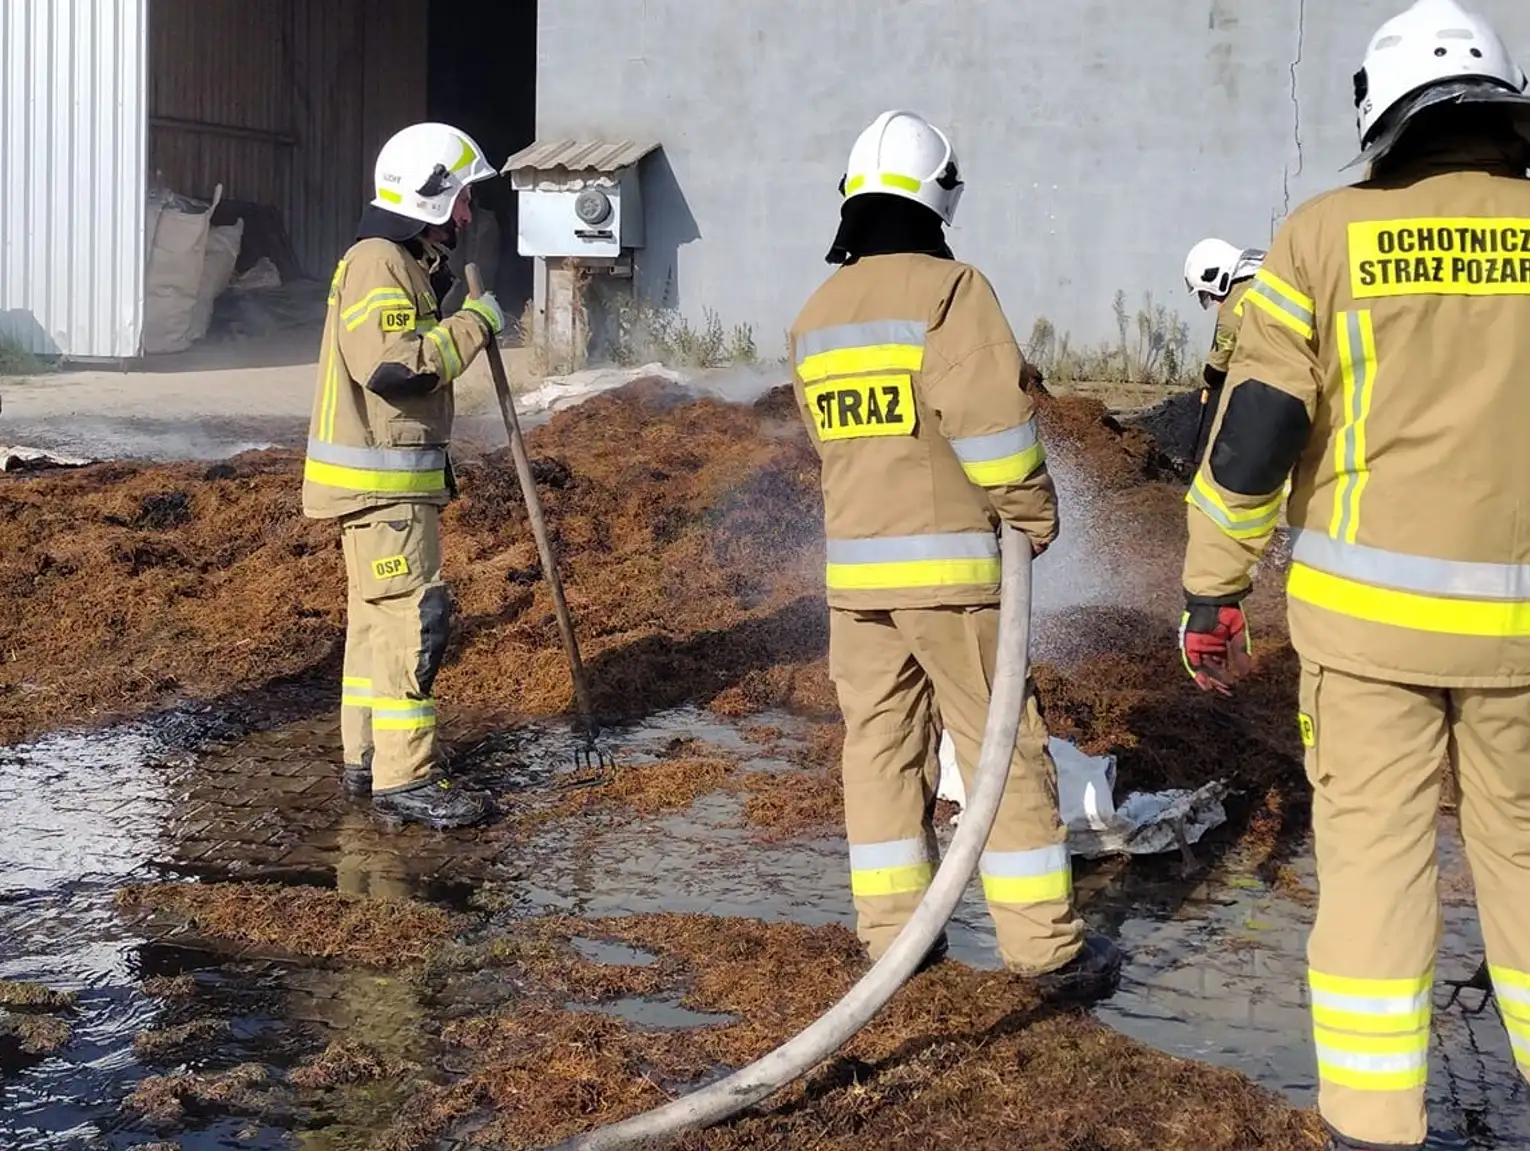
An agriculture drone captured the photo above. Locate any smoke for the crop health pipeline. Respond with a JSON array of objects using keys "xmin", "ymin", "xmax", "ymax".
[{"xmin": 685, "ymin": 364, "xmax": 793, "ymax": 407}]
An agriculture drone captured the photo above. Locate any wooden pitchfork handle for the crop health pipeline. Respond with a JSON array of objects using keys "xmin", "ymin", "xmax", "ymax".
[{"xmin": 463, "ymin": 265, "xmax": 606, "ymax": 761}]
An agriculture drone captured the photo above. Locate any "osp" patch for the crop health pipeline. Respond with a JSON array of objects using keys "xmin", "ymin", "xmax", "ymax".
[
  {"xmin": 379, "ymin": 307, "xmax": 417, "ymax": 333},
  {"xmin": 372, "ymin": 555, "xmax": 411, "ymax": 580}
]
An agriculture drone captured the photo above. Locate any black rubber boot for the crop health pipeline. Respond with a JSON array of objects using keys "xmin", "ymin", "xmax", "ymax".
[
  {"xmin": 372, "ymin": 776, "xmax": 492, "ymax": 830},
  {"xmin": 1021, "ymin": 932, "xmax": 1122, "ymax": 1004},
  {"xmin": 863, "ymin": 930, "xmax": 948, "ymax": 975},
  {"xmin": 343, "ymin": 750, "xmax": 373, "ymax": 797},
  {"xmin": 915, "ymin": 930, "xmax": 949, "ymax": 974}
]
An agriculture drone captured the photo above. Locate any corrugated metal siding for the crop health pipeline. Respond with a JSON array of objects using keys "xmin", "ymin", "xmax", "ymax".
[
  {"xmin": 0, "ymin": 0, "xmax": 147, "ymax": 359},
  {"xmin": 148, "ymin": 0, "xmax": 294, "ymax": 219},
  {"xmin": 150, "ymin": 0, "xmax": 426, "ymax": 280}
]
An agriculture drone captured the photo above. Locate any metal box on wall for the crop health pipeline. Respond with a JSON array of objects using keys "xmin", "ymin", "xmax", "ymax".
[{"xmin": 504, "ymin": 138, "xmax": 659, "ymax": 259}]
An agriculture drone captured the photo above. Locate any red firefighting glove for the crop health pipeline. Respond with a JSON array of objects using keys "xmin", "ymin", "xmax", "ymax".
[{"xmin": 1179, "ymin": 593, "xmax": 1252, "ymax": 696}]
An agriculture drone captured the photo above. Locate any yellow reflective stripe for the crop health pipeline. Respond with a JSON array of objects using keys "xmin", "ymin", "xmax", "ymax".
[
  {"xmin": 318, "ymin": 344, "xmax": 335, "ymax": 443},
  {"xmin": 343, "ymin": 288, "xmax": 415, "ymax": 330},
  {"xmin": 424, "ymin": 325, "xmax": 464, "ymax": 379},
  {"xmin": 327, "ymin": 258, "xmax": 349, "ymax": 306},
  {"xmin": 850, "ymin": 863, "xmax": 934, "ymax": 898},
  {"xmin": 962, "ymin": 442, "xmax": 1047, "ymax": 487},
  {"xmin": 1309, "ymin": 969, "xmax": 1433, "ymax": 1034},
  {"xmin": 981, "ymin": 871, "xmax": 1071, "ymax": 905},
  {"xmin": 1490, "ymin": 965, "xmax": 1530, "ymax": 992},
  {"xmin": 1492, "ymin": 967, "xmax": 1530, "ymax": 1036},
  {"xmin": 1186, "ymin": 472, "xmax": 1283, "ymax": 540},
  {"xmin": 1330, "ymin": 310, "xmax": 1378, "ymax": 542},
  {"xmin": 848, "ymin": 839, "xmax": 933, "ymax": 897},
  {"xmin": 302, "ymin": 458, "xmax": 447, "ymax": 495},
  {"xmin": 1314, "ymin": 1026, "xmax": 1428, "ymax": 1057},
  {"xmin": 342, "ymin": 674, "xmax": 373, "ymax": 708},
  {"xmin": 1289, "ymin": 562, "xmax": 1530, "ymax": 637},
  {"xmin": 371, "ymin": 697, "xmax": 436, "ymax": 732},
  {"xmin": 797, "ymin": 343, "xmax": 924, "ymax": 384},
  {"xmin": 1247, "ymin": 268, "xmax": 1316, "ymax": 339},
  {"xmin": 950, "ymin": 422, "xmax": 1049, "ymax": 488},
  {"xmin": 845, "ymin": 172, "xmax": 922, "ymax": 196},
  {"xmin": 1310, "ymin": 970, "xmax": 1429, "ymax": 1000},
  {"xmin": 1315, "ymin": 1052, "xmax": 1429, "ymax": 1092},
  {"xmin": 452, "ymin": 137, "xmax": 478, "ymax": 172},
  {"xmin": 825, "ymin": 558, "xmax": 1001, "ymax": 592},
  {"xmin": 979, "ymin": 845, "xmax": 1072, "ymax": 905},
  {"xmin": 374, "ymin": 716, "xmax": 437, "ymax": 732}
]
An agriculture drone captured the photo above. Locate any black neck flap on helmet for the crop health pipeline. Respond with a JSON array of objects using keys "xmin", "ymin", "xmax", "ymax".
[
  {"xmin": 1348, "ymin": 70, "xmax": 1530, "ymax": 170},
  {"xmin": 826, "ymin": 192, "xmax": 953, "ymax": 266}
]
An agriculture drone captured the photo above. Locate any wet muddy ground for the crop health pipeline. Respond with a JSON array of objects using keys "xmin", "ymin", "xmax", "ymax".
[
  {"xmin": 1, "ymin": 381, "xmax": 1524, "ymax": 1148},
  {"xmin": 1, "ymin": 706, "xmax": 1520, "ymax": 1149}
]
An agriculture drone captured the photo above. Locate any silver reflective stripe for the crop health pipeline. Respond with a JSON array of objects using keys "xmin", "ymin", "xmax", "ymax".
[
  {"xmin": 1249, "ymin": 277, "xmax": 1315, "ymax": 329},
  {"xmin": 1292, "ymin": 531, "xmax": 1530, "ymax": 602},
  {"xmin": 796, "ymin": 319, "xmax": 926, "ymax": 362},
  {"xmin": 826, "ymin": 532, "xmax": 999, "ymax": 565},
  {"xmin": 1309, "ymin": 986, "xmax": 1430, "ymax": 1018},
  {"xmin": 1497, "ymin": 985, "xmax": 1530, "ymax": 1008},
  {"xmin": 1334, "ymin": 311, "xmax": 1371, "ymax": 541},
  {"xmin": 1314, "ymin": 1042, "xmax": 1427, "ymax": 1076},
  {"xmin": 306, "ymin": 438, "xmax": 446, "ymax": 472},
  {"xmin": 949, "ymin": 421, "xmax": 1039, "ymax": 464},
  {"xmin": 848, "ymin": 838, "xmax": 931, "ymax": 871},
  {"xmin": 1188, "ymin": 481, "xmax": 1282, "ymax": 537},
  {"xmin": 978, "ymin": 844, "xmax": 1070, "ymax": 878},
  {"xmin": 372, "ymin": 702, "xmax": 436, "ymax": 719}
]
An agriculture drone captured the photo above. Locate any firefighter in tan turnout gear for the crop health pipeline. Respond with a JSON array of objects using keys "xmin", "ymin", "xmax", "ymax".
[
  {"xmin": 303, "ymin": 122, "xmax": 506, "ymax": 830},
  {"xmin": 789, "ymin": 110, "xmax": 1120, "ymax": 998},
  {"xmin": 1183, "ymin": 238, "xmax": 1265, "ymax": 464},
  {"xmin": 1177, "ymin": 2, "xmax": 1530, "ymax": 1146}
]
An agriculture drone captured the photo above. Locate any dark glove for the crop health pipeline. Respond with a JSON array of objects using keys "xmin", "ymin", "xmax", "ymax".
[{"xmin": 1179, "ymin": 592, "xmax": 1252, "ymax": 696}]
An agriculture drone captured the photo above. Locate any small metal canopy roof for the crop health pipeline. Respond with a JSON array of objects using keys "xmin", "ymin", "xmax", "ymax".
[{"xmin": 502, "ymin": 138, "xmax": 660, "ymax": 179}]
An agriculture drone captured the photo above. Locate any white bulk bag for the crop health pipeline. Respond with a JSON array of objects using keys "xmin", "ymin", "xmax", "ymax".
[
  {"xmin": 186, "ymin": 217, "xmax": 245, "ymax": 344},
  {"xmin": 142, "ymin": 184, "xmax": 223, "ymax": 354}
]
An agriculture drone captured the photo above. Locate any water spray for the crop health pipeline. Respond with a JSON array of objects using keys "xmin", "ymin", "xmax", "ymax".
[{"xmin": 542, "ymin": 524, "xmax": 1034, "ymax": 1150}]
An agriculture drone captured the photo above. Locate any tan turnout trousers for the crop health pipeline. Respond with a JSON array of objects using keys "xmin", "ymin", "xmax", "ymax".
[
  {"xmin": 339, "ymin": 502, "xmax": 450, "ymax": 793},
  {"xmin": 831, "ymin": 605, "xmax": 1083, "ymax": 973},
  {"xmin": 1301, "ymin": 661, "xmax": 1530, "ymax": 1146}
]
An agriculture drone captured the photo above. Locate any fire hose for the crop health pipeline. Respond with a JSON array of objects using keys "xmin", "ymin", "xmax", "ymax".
[{"xmin": 543, "ymin": 524, "xmax": 1035, "ymax": 1150}]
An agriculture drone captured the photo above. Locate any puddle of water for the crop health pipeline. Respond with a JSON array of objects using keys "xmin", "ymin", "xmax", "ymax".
[
  {"xmin": 570, "ymin": 939, "xmax": 658, "ymax": 968},
  {"xmin": 1087, "ymin": 827, "xmax": 1527, "ymax": 1151},
  {"xmin": 2, "ymin": 706, "xmax": 1524, "ymax": 1149},
  {"xmin": 567, "ymin": 996, "xmax": 738, "ymax": 1032}
]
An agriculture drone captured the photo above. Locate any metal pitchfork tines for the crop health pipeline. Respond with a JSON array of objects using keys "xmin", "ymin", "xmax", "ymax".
[{"xmin": 574, "ymin": 719, "xmax": 615, "ymax": 773}]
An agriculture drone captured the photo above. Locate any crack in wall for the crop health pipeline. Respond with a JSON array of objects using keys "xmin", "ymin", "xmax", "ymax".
[{"xmin": 1274, "ymin": 0, "xmax": 1308, "ymax": 237}]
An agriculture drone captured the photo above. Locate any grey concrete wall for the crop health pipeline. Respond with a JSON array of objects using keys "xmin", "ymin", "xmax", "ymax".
[{"xmin": 537, "ymin": 0, "xmax": 1530, "ymax": 353}]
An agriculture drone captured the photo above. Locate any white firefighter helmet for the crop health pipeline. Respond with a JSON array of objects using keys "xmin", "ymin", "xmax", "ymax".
[
  {"xmin": 371, "ymin": 122, "xmax": 497, "ymax": 227},
  {"xmin": 842, "ymin": 111, "xmax": 964, "ymax": 225},
  {"xmin": 1184, "ymin": 239, "xmax": 1265, "ymax": 309},
  {"xmin": 1352, "ymin": 0, "xmax": 1530, "ymax": 165}
]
